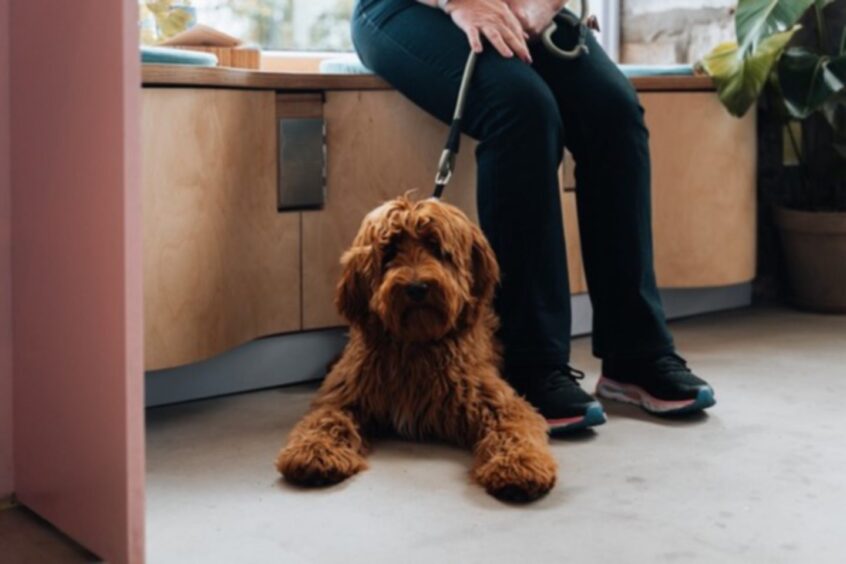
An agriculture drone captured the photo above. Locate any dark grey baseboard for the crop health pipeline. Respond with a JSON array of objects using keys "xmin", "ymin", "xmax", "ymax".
[
  {"xmin": 146, "ymin": 283, "xmax": 752, "ymax": 407},
  {"xmin": 571, "ymin": 282, "xmax": 753, "ymax": 335},
  {"xmin": 145, "ymin": 330, "xmax": 349, "ymax": 407}
]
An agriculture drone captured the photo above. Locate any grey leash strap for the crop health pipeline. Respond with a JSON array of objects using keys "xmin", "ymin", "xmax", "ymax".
[
  {"xmin": 432, "ymin": 0, "xmax": 591, "ymax": 200},
  {"xmin": 433, "ymin": 50, "xmax": 478, "ymax": 200}
]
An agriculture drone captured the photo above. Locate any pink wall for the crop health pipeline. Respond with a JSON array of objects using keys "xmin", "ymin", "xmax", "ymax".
[
  {"xmin": 0, "ymin": 0, "xmax": 13, "ymax": 500},
  {"xmin": 10, "ymin": 1, "xmax": 144, "ymax": 562}
]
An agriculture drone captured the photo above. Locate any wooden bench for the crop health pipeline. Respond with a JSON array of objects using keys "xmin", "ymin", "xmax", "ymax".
[{"xmin": 142, "ymin": 65, "xmax": 756, "ymax": 371}]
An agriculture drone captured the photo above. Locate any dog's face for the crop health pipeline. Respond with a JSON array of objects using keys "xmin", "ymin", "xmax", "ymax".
[{"xmin": 336, "ymin": 196, "xmax": 499, "ymax": 342}]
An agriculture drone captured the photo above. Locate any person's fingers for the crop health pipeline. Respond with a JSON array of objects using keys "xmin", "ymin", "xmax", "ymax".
[
  {"xmin": 499, "ymin": 22, "xmax": 532, "ymax": 63},
  {"xmin": 481, "ymin": 27, "xmax": 513, "ymax": 58},
  {"xmin": 587, "ymin": 15, "xmax": 601, "ymax": 31},
  {"xmin": 511, "ymin": 7, "xmax": 530, "ymax": 30},
  {"xmin": 501, "ymin": 9, "xmax": 532, "ymax": 62},
  {"xmin": 466, "ymin": 25, "xmax": 483, "ymax": 53},
  {"xmin": 501, "ymin": 5, "xmax": 526, "ymax": 37}
]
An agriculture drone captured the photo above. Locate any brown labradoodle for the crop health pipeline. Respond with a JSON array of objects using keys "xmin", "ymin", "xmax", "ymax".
[{"xmin": 275, "ymin": 196, "xmax": 557, "ymax": 501}]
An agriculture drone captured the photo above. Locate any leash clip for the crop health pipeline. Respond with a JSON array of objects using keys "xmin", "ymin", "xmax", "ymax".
[{"xmin": 434, "ymin": 148, "xmax": 455, "ymax": 189}]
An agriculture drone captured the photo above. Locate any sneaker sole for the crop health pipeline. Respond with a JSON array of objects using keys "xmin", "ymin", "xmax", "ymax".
[
  {"xmin": 595, "ymin": 376, "xmax": 716, "ymax": 415},
  {"xmin": 547, "ymin": 402, "xmax": 607, "ymax": 434}
]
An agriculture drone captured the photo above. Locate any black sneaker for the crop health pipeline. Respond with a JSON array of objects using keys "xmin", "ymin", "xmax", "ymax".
[
  {"xmin": 596, "ymin": 353, "xmax": 716, "ymax": 415},
  {"xmin": 510, "ymin": 366, "xmax": 607, "ymax": 433}
]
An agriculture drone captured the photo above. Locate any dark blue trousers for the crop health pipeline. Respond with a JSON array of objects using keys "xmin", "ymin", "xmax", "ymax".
[{"xmin": 351, "ymin": 0, "xmax": 675, "ymax": 368}]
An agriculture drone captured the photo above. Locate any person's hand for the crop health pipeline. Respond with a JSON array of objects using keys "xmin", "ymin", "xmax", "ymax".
[
  {"xmin": 445, "ymin": 0, "xmax": 533, "ymax": 63},
  {"xmin": 505, "ymin": 0, "xmax": 567, "ymax": 39}
]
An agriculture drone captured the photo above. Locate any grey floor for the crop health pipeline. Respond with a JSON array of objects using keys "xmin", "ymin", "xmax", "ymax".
[
  {"xmin": 0, "ymin": 505, "xmax": 96, "ymax": 562},
  {"xmin": 146, "ymin": 307, "xmax": 846, "ymax": 564}
]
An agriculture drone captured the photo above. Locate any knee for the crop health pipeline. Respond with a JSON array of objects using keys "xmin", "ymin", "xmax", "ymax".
[
  {"xmin": 483, "ymin": 77, "xmax": 563, "ymax": 148},
  {"xmin": 592, "ymin": 79, "xmax": 646, "ymax": 130}
]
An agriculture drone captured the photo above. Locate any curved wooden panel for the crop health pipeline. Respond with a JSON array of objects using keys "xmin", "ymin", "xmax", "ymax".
[
  {"xmin": 643, "ymin": 92, "xmax": 757, "ymax": 288},
  {"xmin": 143, "ymin": 89, "xmax": 301, "ymax": 370},
  {"xmin": 142, "ymin": 87, "xmax": 757, "ymax": 363}
]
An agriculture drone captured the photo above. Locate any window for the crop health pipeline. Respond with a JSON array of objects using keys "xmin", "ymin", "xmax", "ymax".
[
  {"xmin": 190, "ymin": 0, "xmax": 618, "ymax": 56},
  {"xmin": 193, "ymin": 0, "xmax": 355, "ymax": 52},
  {"xmin": 591, "ymin": 0, "xmax": 620, "ymax": 61}
]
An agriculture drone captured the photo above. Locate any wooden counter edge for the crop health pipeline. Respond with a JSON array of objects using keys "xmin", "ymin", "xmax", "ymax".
[{"xmin": 142, "ymin": 64, "xmax": 716, "ymax": 92}]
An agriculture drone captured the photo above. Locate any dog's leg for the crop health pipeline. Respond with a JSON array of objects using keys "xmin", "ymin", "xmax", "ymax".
[
  {"xmin": 471, "ymin": 393, "xmax": 557, "ymax": 502},
  {"xmin": 275, "ymin": 406, "xmax": 368, "ymax": 487}
]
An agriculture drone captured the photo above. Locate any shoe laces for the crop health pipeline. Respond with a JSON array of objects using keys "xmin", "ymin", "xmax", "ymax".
[
  {"xmin": 653, "ymin": 353, "xmax": 690, "ymax": 374},
  {"xmin": 544, "ymin": 365, "xmax": 586, "ymax": 393}
]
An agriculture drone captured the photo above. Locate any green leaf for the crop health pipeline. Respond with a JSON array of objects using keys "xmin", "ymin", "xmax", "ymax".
[
  {"xmin": 780, "ymin": 48, "xmax": 846, "ymax": 118},
  {"xmin": 736, "ymin": 0, "xmax": 814, "ymax": 53},
  {"xmin": 701, "ymin": 28, "xmax": 800, "ymax": 117}
]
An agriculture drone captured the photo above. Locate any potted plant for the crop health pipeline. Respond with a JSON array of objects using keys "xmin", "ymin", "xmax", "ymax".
[{"xmin": 699, "ymin": 0, "xmax": 846, "ymax": 312}]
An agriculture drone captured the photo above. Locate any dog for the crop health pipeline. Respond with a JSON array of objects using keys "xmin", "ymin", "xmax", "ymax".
[{"xmin": 275, "ymin": 196, "xmax": 557, "ymax": 501}]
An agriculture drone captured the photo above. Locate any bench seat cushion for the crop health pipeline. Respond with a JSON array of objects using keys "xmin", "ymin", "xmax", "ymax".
[{"xmin": 141, "ymin": 46, "xmax": 218, "ymax": 67}]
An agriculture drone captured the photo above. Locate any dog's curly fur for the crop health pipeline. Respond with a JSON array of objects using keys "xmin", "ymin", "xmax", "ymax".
[{"xmin": 275, "ymin": 196, "xmax": 556, "ymax": 501}]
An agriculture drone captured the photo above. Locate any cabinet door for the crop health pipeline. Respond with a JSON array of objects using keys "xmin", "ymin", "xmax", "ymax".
[
  {"xmin": 643, "ymin": 92, "xmax": 757, "ymax": 288},
  {"xmin": 302, "ymin": 90, "xmax": 584, "ymax": 330},
  {"xmin": 143, "ymin": 89, "xmax": 301, "ymax": 370}
]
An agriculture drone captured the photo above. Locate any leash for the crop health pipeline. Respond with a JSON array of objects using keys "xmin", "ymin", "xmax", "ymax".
[{"xmin": 432, "ymin": 0, "xmax": 591, "ymax": 200}]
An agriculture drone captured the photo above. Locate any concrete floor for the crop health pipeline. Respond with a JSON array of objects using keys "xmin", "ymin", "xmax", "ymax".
[
  {"xmin": 146, "ymin": 307, "xmax": 846, "ymax": 564},
  {"xmin": 0, "ymin": 505, "xmax": 96, "ymax": 562}
]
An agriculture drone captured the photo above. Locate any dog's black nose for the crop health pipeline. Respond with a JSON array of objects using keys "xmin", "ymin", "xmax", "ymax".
[{"xmin": 405, "ymin": 281, "xmax": 429, "ymax": 302}]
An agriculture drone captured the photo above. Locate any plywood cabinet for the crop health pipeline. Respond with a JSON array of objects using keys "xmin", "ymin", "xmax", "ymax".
[
  {"xmin": 556, "ymin": 93, "xmax": 756, "ymax": 289},
  {"xmin": 143, "ymin": 89, "xmax": 301, "ymax": 370},
  {"xmin": 142, "ymin": 82, "xmax": 757, "ymax": 369},
  {"xmin": 643, "ymin": 92, "xmax": 757, "ymax": 288}
]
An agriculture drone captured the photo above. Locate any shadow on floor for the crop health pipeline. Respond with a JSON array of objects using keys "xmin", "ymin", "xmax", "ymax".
[{"xmin": 0, "ymin": 502, "xmax": 99, "ymax": 563}]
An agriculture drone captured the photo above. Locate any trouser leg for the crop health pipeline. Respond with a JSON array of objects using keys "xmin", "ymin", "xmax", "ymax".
[
  {"xmin": 531, "ymin": 21, "xmax": 675, "ymax": 359},
  {"xmin": 352, "ymin": 4, "xmax": 573, "ymax": 367}
]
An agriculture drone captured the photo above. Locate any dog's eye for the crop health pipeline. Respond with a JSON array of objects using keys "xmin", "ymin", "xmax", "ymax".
[
  {"xmin": 424, "ymin": 236, "xmax": 445, "ymax": 259},
  {"xmin": 382, "ymin": 242, "xmax": 398, "ymax": 267}
]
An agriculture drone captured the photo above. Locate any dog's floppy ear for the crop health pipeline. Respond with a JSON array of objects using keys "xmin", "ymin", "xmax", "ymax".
[
  {"xmin": 470, "ymin": 225, "xmax": 500, "ymax": 304},
  {"xmin": 335, "ymin": 244, "xmax": 374, "ymax": 325}
]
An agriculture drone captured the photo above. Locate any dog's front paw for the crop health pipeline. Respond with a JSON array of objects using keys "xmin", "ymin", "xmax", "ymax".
[
  {"xmin": 474, "ymin": 451, "xmax": 557, "ymax": 502},
  {"xmin": 275, "ymin": 441, "xmax": 367, "ymax": 487}
]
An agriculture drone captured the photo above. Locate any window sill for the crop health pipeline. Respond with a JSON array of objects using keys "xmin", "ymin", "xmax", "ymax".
[{"xmin": 260, "ymin": 50, "xmax": 353, "ymax": 73}]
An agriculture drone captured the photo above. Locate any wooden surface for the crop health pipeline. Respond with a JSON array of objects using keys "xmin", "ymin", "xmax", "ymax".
[
  {"xmin": 172, "ymin": 45, "xmax": 261, "ymax": 69},
  {"xmin": 301, "ymin": 90, "xmax": 587, "ymax": 330},
  {"xmin": 143, "ymin": 64, "xmax": 389, "ymax": 90},
  {"xmin": 142, "ymin": 84, "xmax": 756, "ymax": 362},
  {"xmin": 143, "ymin": 89, "xmax": 301, "ymax": 370},
  {"xmin": 642, "ymin": 92, "xmax": 757, "ymax": 288},
  {"xmin": 142, "ymin": 64, "xmax": 715, "ymax": 92},
  {"xmin": 276, "ymin": 92, "xmax": 324, "ymax": 118}
]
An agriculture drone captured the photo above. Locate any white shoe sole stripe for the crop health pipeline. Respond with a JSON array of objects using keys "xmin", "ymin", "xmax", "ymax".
[{"xmin": 596, "ymin": 377, "xmax": 697, "ymax": 414}]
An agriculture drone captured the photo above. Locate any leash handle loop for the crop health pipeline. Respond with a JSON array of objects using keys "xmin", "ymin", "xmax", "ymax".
[{"xmin": 542, "ymin": 0, "xmax": 591, "ymax": 60}]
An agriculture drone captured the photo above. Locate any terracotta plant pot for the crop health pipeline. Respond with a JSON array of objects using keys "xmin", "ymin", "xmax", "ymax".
[{"xmin": 774, "ymin": 206, "xmax": 846, "ymax": 313}]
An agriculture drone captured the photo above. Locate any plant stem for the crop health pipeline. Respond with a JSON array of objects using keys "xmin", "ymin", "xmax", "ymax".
[
  {"xmin": 786, "ymin": 120, "xmax": 806, "ymax": 169},
  {"xmin": 785, "ymin": 120, "xmax": 809, "ymax": 208}
]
